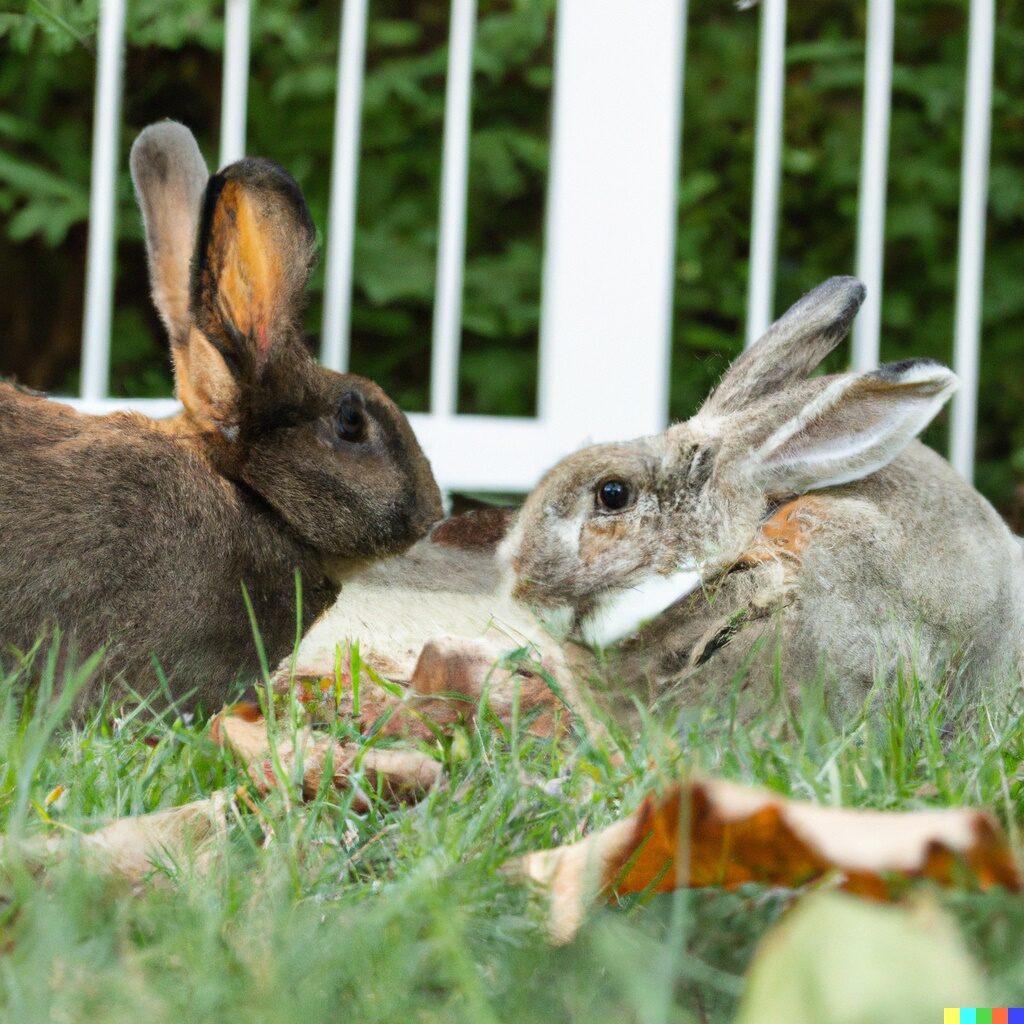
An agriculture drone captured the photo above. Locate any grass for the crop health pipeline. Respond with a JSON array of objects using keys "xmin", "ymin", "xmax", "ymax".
[{"xmin": 1, "ymin": 642, "xmax": 1023, "ymax": 1023}]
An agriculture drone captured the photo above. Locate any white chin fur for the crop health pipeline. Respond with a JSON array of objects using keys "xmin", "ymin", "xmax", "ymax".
[
  {"xmin": 579, "ymin": 564, "xmax": 702, "ymax": 648},
  {"xmin": 535, "ymin": 603, "xmax": 575, "ymax": 641}
]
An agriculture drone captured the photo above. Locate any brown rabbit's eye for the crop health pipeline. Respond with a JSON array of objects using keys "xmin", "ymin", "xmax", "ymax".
[
  {"xmin": 337, "ymin": 392, "xmax": 366, "ymax": 443},
  {"xmin": 597, "ymin": 479, "xmax": 631, "ymax": 512}
]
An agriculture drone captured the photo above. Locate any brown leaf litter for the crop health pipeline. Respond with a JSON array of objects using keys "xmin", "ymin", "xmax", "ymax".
[{"xmin": 512, "ymin": 776, "xmax": 1020, "ymax": 943}]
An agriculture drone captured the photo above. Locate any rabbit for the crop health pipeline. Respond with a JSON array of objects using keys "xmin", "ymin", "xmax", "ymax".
[
  {"xmin": 0, "ymin": 121, "xmax": 442, "ymax": 706},
  {"xmin": 501, "ymin": 277, "xmax": 1024, "ymax": 721}
]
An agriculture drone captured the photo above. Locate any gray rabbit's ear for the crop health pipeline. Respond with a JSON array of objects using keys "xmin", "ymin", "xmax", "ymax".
[
  {"xmin": 738, "ymin": 359, "xmax": 957, "ymax": 497},
  {"xmin": 702, "ymin": 276, "xmax": 866, "ymax": 416},
  {"xmin": 130, "ymin": 121, "xmax": 209, "ymax": 347}
]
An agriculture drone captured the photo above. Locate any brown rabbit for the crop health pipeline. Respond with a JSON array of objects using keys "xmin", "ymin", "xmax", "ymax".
[
  {"xmin": 0, "ymin": 122, "xmax": 442, "ymax": 705},
  {"xmin": 502, "ymin": 277, "xmax": 1024, "ymax": 721}
]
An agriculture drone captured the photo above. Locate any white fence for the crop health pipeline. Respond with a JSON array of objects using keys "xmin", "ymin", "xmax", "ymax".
[{"xmin": 69, "ymin": 0, "xmax": 995, "ymax": 491}]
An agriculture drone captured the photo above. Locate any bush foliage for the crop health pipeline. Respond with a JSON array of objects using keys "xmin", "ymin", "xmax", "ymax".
[{"xmin": 1, "ymin": 0, "xmax": 1022, "ymax": 508}]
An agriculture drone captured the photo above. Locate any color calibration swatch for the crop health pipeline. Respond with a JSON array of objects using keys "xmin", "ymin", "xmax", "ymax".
[{"xmin": 944, "ymin": 1011, "xmax": 1024, "ymax": 1023}]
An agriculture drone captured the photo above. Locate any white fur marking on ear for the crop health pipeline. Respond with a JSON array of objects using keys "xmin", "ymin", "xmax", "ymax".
[
  {"xmin": 580, "ymin": 562, "xmax": 702, "ymax": 648},
  {"xmin": 752, "ymin": 375, "xmax": 853, "ymax": 461},
  {"xmin": 748, "ymin": 365, "xmax": 957, "ymax": 493}
]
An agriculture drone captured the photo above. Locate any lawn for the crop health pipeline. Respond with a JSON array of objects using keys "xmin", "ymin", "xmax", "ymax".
[{"xmin": 1, "ymin": 643, "xmax": 1022, "ymax": 1023}]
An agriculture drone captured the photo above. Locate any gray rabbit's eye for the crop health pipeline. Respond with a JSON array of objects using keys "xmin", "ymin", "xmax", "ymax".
[
  {"xmin": 337, "ymin": 392, "xmax": 366, "ymax": 443},
  {"xmin": 596, "ymin": 479, "xmax": 631, "ymax": 512}
]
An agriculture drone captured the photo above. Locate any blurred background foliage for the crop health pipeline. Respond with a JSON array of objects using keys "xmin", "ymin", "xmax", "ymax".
[{"xmin": 0, "ymin": 0, "xmax": 1022, "ymax": 514}]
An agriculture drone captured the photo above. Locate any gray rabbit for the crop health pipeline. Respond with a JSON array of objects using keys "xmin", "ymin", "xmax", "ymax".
[{"xmin": 502, "ymin": 278, "xmax": 1024, "ymax": 719}]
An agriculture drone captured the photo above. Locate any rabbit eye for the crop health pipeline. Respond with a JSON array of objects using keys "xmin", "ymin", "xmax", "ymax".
[
  {"xmin": 336, "ymin": 392, "xmax": 366, "ymax": 443},
  {"xmin": 597, "ymin": 479, "xmax": 631, "ymax": 512}
]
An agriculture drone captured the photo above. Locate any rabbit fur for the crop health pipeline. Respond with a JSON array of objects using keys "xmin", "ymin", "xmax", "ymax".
[{"xmin": 0, "ymin": 122, "xmax": 442, "ymax": 705}]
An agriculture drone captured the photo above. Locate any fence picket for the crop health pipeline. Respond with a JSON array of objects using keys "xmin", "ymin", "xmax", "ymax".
[
  {"xmin": 67, "ymin": 0, "xmax": 992, "ymax": 490},
  {"xmin": 744, "ymin": 0, "xmax": 786, "ymax": 348},
  {"xmin": 321, "ymin": 0, "xmax": 370, "ymax": 372},
  {"xmin": 950, "ymin": 0, "xmax": 995, "ymax": 481},
  {"xmin": 429, "ymin": 0, "xmax": 478, "ymax": 418},
  {"xmin": 852, "ymin": 0, "xmax": 894, "ymax": 372},
  {"xmin": 80, "ymin": 0, "xmax": 126, "ymax": 402},
  {"xmin": 219, "ymin": 0, "xmax": 251, "ymax": 168}
]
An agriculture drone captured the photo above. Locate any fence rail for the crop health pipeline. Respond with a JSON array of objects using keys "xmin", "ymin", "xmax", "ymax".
[{"xmin": 71, "ymin": 0, "xmax": 996, "ymax": 491}]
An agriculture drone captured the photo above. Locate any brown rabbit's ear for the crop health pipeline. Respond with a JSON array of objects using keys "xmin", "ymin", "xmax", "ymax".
[
  {"xmin": 735, "ymin": 359, "xmax": 958, "ymax": 497},
  {"xmin": 702, "ymin": 276, "xmax": 866, "ymax": 417},
  {"xmin": 130, "ymin": 121, "xmax": 209, "ymax": 347},
  {"xmin": 178, "ymin": 159, "xmax": 316, "ymax": 430}
]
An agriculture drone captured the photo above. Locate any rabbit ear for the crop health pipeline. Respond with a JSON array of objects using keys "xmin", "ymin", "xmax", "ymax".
[
  {"xmin": 739, "ymin": 359, "xmax": 958, "ymax": 496},
  {"xmin": 703, "ymin": 276, "xmax": 866, "ymax": 416},
  {"xmin": 130, "ymin": 122, "xmax": 209, "ymax": 347},
  {"xmin": 176, "ymin": 159, "xmax": 317, "ymax": 430},
  {"xmin": 191, "ymin": 159, "xmax": 315, "ymax": 377}
]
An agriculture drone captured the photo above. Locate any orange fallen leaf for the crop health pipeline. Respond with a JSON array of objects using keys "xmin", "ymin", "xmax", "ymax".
[
  {"xmin": 69, "ymin": 794, "xmax": 229, "ymax": 883},
  {"xmin": 513, "ymin": 776, "xmax": 1020, "ymax": 943},
  {"xmin": 43, "ymin": 784, "xmax": 65, "ymax": 807},
  {"xmin": 210, "ymin": 707, "xmax": 441, "ymax": 810},
  {"xmin": 400, "ymin": 635, "xmax": 572, "ymax": 739}
]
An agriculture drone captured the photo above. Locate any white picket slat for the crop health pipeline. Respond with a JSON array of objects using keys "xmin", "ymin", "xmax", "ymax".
[
  {"xmin": 852, "ymin": 0, "xmax": 894, "ymax": 372},
  {"xmin": 950, "ymin": 0, "xmax": 995, "ymax": 481},
  {"xmin": 66, "ymin": 396, "xmax": 180, "ymax": 419},
  {"xmin": 80, "ymin": 0, "xmax": 126, "ymax": 402},
  {"xmin": 219, "ymin": 0, "xmax": 251, "ymax": 168},
  {"xmin": 429, "ymin": 0, "xmax": 477, "ymax": 417},
  {"xmin": 538, "ymin": 0, "xmax": 685, "ymax": 448},
  {"xmin": 320, "ymin": 0, "xmax": 369, "ymax": 372},
  {"xmin": 744, "ymin": 0, "xmax": 786, "ymax": 348}
]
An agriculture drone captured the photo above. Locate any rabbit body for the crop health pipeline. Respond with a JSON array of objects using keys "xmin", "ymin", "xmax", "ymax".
[
  {"xmin": 0, "ymin": 391, "xmax": 340, "ymax": 702},
  {"xmin": 504, "ymin": 278, "xmax": 1024, "ymax": 719},
  {"xmin": 0, "ymin": 124, "xmax": 441, "ymax": 703},
  {"xmin": 616, "ymin": 442, "xmax": 1024, "ymax": 719}
]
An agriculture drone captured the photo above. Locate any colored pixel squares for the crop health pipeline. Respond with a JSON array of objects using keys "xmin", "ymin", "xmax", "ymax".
[{"xmin": 944, "ymin": 1011, "xmax": 1024, "ymax": 1023}]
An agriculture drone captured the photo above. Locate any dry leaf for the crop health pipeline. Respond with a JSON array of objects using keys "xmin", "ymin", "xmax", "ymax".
[
  {"xmin": 272, "ymin": 517, "xmax": 557, "ymax": 704},
  {"xmin": 210, "ymin": 707, "xmax": 441, "ymax": 810},
  {"xmin": 401, "ymin": 635, "xmax": 571, "ymax": 739},
  {"xmin": 513, "ymin": 776, "xmax": 1020, "ymax": 943},
  {"xmin": 269, "ymin": 632, "xmax": 578, "ymax": 744},
  {"xmin": 4, "ymin": 794, "xmax": 229, "ymax": 886}
]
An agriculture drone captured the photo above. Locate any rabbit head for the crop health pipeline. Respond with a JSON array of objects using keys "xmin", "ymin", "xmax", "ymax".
[
  {"xmin": 503, "ymin": 277, "xmax": 958, "ymax": 646},
  {"xmin": 131, "ymin": 122, "xmax": 442, "ymax": 564}
]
